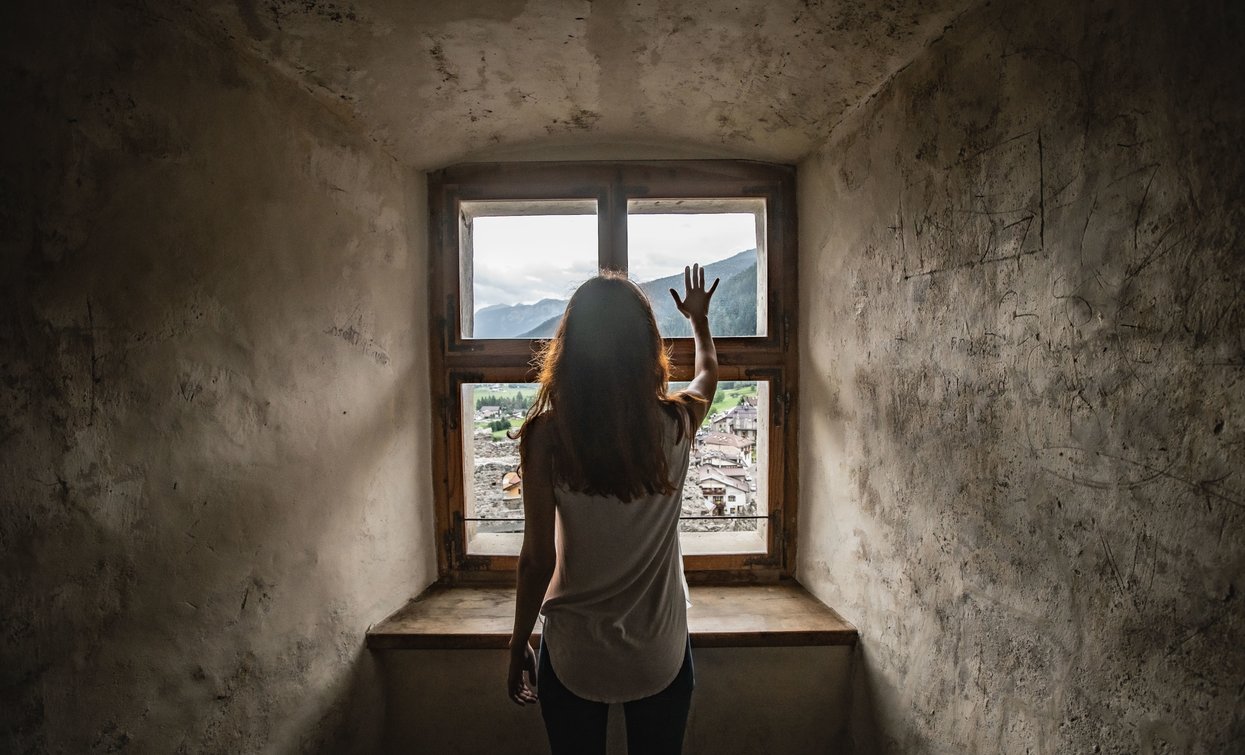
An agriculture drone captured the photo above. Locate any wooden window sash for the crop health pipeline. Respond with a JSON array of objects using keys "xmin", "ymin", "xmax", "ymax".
[{"xmin": 428, "ymin": 160, "xmax": 798, "ymax": 583}]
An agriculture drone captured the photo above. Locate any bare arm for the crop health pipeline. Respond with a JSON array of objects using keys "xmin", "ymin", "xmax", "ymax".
[
  {"xmin": 507, "ymin": 419, "xmax": 556, "ymax": 706},
  {"xmin": 669, "ymin": 263, "xmax": 719, "ymax": 428}
]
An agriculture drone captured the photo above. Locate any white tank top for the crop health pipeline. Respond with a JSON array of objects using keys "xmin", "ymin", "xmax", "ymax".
[{"xmin": 539, "ymin": 407, "xmax": 693, "ymax": 703}]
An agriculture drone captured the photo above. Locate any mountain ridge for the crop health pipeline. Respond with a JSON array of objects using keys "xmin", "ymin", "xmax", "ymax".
[
  {"xmin": 493, "ymin": 250, "xmax": 759, "ymax": 338},
  {"xmin": 472, "ymin": 297, "xmax": 570, "ymax": 339}
]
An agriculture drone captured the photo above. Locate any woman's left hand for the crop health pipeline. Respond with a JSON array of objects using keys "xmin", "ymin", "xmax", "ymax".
[{"xmin": 508, "ymin": 642, "xmax": 539, "ymax": 705}]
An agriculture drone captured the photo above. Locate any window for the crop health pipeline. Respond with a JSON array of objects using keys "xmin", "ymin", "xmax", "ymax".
[{"xmin": 428, "ymin": 161, "xmax": 797, "ymax": 581}]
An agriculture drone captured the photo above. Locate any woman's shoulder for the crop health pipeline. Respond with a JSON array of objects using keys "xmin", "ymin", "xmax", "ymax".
[
  {"xmin": 524, "ymin": 411, "xmax": 556, "ymax": 444},
  {"xmin": 666, "ymin": 390, "xmax": 709, "ymax": 424},
  {"xmin": 660, "ymin": 394, "xmax": 704, "ymax": 442}
]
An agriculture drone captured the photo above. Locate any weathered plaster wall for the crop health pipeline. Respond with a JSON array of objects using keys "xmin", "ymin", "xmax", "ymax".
[
  {"xmin": 797, "ymin": 0, "xmax": 1244, "ymax": 752},
  {"xmin": 0, "ymin": 3, "xmax": 435, "ymax": 752}
]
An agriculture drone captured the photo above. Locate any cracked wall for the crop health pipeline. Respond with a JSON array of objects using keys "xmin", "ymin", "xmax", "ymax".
[
  {"xmin": 0, "ymin": 3, "xmax": 435, "ymax": 752},
  {"xmin": 797, "ymin": 0, "xmax": 1244, "ymax": 751}
]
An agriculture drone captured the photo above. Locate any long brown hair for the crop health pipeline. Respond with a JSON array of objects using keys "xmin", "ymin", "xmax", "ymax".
[{"xmin": 515, "ymin": 273, "xmax": 702, "ymax": 501}]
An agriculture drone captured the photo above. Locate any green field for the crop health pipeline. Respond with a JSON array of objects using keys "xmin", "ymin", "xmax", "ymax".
[
  {"xmin": 474, "ymin": 417, "xmax": 524, "ymax": 441},
  {"xmin": 708, "ymin": 382, "xmax": 758, "ymax": 417},
  {"xmin": 669, "ymin": 380, "xmax": 759, "ymax": 418}
]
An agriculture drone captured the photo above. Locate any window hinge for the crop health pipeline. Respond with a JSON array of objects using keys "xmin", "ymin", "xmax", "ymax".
[
  {"xmin": 440, "ymin": 394, "xmax": 459, "ymax": 432},
  {"xmin": 774, "ymin": 389, "xmax": 793, "ymax": 428}
]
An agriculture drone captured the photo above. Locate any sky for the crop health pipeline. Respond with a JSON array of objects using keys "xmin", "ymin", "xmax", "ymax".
[{"xmin": 471, "ymin": 212, "xmax": 758, "ymax": 311}]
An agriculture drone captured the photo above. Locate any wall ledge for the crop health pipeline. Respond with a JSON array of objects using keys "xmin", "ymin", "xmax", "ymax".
[{"xmin": 366, "ymin": 582, "xmax": 857, "ymax": 650}]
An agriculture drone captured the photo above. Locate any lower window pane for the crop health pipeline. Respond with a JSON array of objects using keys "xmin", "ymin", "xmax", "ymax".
[
  {"xmin": 462, "ymin": 383, "xmax": 532, "ymax": 555},
  {"xmin": 461, "ymin": 381, "xmax": 769, "ymax": 557},
  {"xmin": 672, "ymin": 380, "xmax": 769, "ymax": 555}
]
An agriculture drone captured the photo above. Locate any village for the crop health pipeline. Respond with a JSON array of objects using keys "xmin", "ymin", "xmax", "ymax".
[{"xmin": 469, "ymin": 387, "xmax": 763, "ymax": 535}]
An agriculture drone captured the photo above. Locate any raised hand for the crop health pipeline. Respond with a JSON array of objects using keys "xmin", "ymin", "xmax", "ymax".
[{"xmin": 669, "ymin": 263, "xmax": 719, "ymax": 321}]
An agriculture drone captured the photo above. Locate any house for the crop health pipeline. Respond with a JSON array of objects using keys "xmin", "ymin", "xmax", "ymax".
[
  {"xmin": 710, "ymin": 403, "xmax": 759, "ymax": 440},
  {"xmin": 697, "ymin": 468, "xmax": 751, "ymax": 516},
  {"xmin": 716, "ymin": 465, "xmax": 750, "ymax": 481},
  {"xmin": 476, "ymin": 405, "xmax": 501, "ymax": 420},
  {"xmin": 714, "ymin": 466, "xmax": 755, "ymax": 493}
]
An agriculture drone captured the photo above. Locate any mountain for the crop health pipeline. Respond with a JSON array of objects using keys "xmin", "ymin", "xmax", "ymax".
[
  {"xmin": 500, "ymin": 250, "xmax": 759, "ymax": 338},
  {"xmin": 472, "ymin": 298, "xmax": 569, "ymax": 338}
]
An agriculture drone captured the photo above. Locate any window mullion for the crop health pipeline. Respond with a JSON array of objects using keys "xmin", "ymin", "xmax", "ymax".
[{"xmin": 600, "ymin": 177, "xmax": 628, "ymax": 274}]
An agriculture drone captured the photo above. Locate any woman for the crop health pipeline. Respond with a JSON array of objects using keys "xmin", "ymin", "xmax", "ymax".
[{"xmin": 506, "ymin": 264, "xmax": 719, "ymax": 755}]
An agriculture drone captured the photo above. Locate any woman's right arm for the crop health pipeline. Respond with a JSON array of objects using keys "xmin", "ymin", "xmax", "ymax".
[{"xmin": 670, "ymin": 263, "xmax": 719, "ymax": 428}]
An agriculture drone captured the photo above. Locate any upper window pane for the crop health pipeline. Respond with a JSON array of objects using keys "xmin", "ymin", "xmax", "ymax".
[
  {"xmin": 627, "ymin": 199, "xmax": 766, "ymax": 338},
  {"xmin": 461, "ymin": 200, "xmax": 596, "ymax": 339}
]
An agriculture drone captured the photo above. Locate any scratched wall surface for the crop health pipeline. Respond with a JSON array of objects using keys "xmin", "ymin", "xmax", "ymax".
[
  {"xmin": 797, "ymin": 0, "xmax": 1245, "ymax": 751},
  {"xmin": 0, "ymin": 3, "xmax": 436, "ymax": 752}
]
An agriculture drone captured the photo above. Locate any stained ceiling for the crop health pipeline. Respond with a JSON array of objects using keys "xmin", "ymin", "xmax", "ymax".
[{"xmin": 203, "ymin": 0, "xmax": 975, "ymax": 169}]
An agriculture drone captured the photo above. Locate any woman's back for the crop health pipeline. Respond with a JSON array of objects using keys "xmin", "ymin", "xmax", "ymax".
[
  {"xmin": 506, "ymin": 265, "xmax": 720, "ymax": 754},
  {"xmin": 539, "ymin": 404, "xmax": 694, "ymax": 703}
]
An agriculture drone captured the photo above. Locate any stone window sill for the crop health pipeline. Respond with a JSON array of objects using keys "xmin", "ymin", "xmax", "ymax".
[{"xmin": 366, "ymin": 582, "xmax": 857, "ymax": 650}]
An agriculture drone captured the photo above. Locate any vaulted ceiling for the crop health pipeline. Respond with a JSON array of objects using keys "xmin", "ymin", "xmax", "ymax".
[{"xmin": 203, "ymin": 0, "xmax": 974, "ymax": 169}]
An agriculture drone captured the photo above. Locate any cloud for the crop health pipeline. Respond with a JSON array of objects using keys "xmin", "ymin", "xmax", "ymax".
[
  {"xmin": 628, "ymin": 213, "xmax": 758, "ymax": 282},
  {"xmin": 468, "ymin": 212, "xmax": 758, "ymax": 311},
  {"xmin": 472, "ymin": 215, "xmax": 596, "ymax": 309}
]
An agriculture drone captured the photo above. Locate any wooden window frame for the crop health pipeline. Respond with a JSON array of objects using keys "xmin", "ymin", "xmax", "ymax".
[{"xmin": 427, "ymin": 160, "xmax": 798, "ymax": 584}]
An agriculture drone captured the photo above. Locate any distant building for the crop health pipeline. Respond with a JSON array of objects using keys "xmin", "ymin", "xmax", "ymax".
[
  {"xmin": 700, "ymin": 432, "xmax": 755, "ymax": 465},
  {"xmin": 699, "ymin": 455, "xmax": 747, "ymax": 474},
  {"xmin": 697, "ymin": 468, "xmax": 750, "ymax": 516},
  {"xmin": 710, "ymin": 403, "xmax": 758, "ymax": 440},
  {"xmin": 715, "ymin": 465, "xmax": 749, "ymax": 480},
  {"xmin": 477, "ymin": 405, "xmax": 502, "ymax": 419}
]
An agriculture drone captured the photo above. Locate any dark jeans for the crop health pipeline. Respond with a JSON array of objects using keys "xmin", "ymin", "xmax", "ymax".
[{"xmin": 538, "ymin": 636, "xmax": 694, "ymax": 755}]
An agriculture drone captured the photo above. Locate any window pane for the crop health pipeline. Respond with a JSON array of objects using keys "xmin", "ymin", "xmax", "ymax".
[
  {"xmin": 462, "ymin": 382, "xmax": 536, "ymax": 556},
  {"xmin": 461, "ymin": 200, "xmax": 596, "ymax": 339},
  {"xmin": 628, "ymin": 199, "xmax": 766, "ymax": 338},
  {"xmin": 673, "ymin": 379, "xmax": 769, "ymax": 555},
  {"xmin": 462, "ymin": 379, "xmax": 771, "ymax": 557}
]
